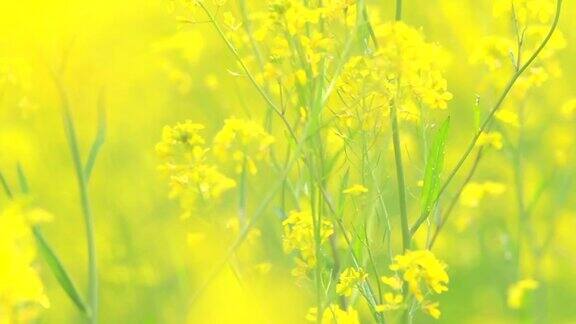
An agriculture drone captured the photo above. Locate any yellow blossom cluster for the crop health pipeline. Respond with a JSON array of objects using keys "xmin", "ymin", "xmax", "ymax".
[
  {"xmin": 156, "ymin": 120, "xmax": 235, "ymax": 218},
  {"xmin": 306, "ymin": 304, "xmax": 359, "ymax": 324},
  {"xmin": 507, "ymin": 278, "xmax": 539, "ymax": 309},
  {"xmin": 213, "ymin": 117, "xmax": 275, "ymax": 174},
  {"xmin": 157, "ymin": 117, "xmax": 274, "ymax": 216},
  {"xmin": 334, "ymin": 21, "xmax": 452, "ymax": 133},
  {"xmin": 336, "ymin": 267, "xmax": 367, "ymax": 297},
  {"xmin": 476, "ymin": 131, "xmax": 504, "ymax": 150},
  {"xmin": 387, "ymin": 250, "xmax": 449, "ymax": 319},
  {"xmin": 460, "ymin": 181, "xmax": 506, "ymax": 208},
  {"xmin": 282, "ymin": 209, "xmax": 334, "ymax": 278},
  {"xmin": 472, "ymin": 0, "xmax": 565, "ymax": 99}
]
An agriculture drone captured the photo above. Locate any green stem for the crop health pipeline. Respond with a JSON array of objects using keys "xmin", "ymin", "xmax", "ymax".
[
  {"xmin": 56, "ymin": 79, "xmax": 99, "ymax": 324},
  {"xmin": 410, "ymin": 0, "xmax": 563, "ymax": 235},
  {"xmin": 198, "ymin": 2, "xmax": 297, "ymax": 142},
  {"xmin": 395, "ymin": 0, "xmax": 402, "ymax": 21},
  {"xmin": 428, "ymin": 149, "xmax": 483, "ymax": 249},
  {"xmin": 390, "ymin": 98, "xmax": 411, "ymax": 251},
  {"xmin": 0, "ymin": 170, "xmax": 13, "ymax": 199}
]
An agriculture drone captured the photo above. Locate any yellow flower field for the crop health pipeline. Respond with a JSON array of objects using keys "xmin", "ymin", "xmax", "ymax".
[{"xmin": 0, "ymin": 0, "xmax": 575, "ymax": 323}]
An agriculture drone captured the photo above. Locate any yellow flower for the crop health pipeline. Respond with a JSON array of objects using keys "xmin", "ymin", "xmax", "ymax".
[
  {"xmin": 476, "ymin": 131, "xmax": 503, "ymax": 150},
  {"xmin": 375, "ymin": 293, "xmax": 404, "ymax": 312},
  {"xmin": 213, "ymin": 117, "xmax": 275, "ymax": 174},
  {"xmin": 390, "ymin": 250, "xmax": 449, "ymax": 302},
  {"xmin": 155, "ymin": 120, "xmax": 205, "ymax": 158},
  {"xmin": 423, "ymin": 302, "xmax": 441, "ymax": 319},
  {"xmin": 495, "ymin": 109, "xmax": 520, "ymax": 127},
  {"xmin": 336, "ymin": 267, "xmax": 368, "ymax": 297},
  {"xmin": 306, "ymin": 304, "xmax": 360, "ymax": 324},
  {"xmin": 156, "ymin": 122, "xmax": 236, "ymax": 217},
  {"xmin": 470, "ymin": 36, "xmax": 513, "ymax": 71},
  {"xmin": 374, "ymin": 22, "xmax": 452, "ymax": 110},
  {"xmin": 460, "ymin": 181, "xmax": 506, "ymax": 208},
  {"xmin": 282, "ymin": 209, "xmax": 334, "ymax": 276},
  {"xmin": 381, "ymin": 275, "xmax": 403, "ymax": 290},
  {"xmin": 508, "ymin": 278, "xmax": 539, "ymax": 309},
  {"xmin": 342, "ymin": 184, "xmax": 368, "ymax": 196}
]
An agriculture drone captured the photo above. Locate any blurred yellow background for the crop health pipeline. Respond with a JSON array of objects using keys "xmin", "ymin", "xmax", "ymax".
[{"xmin": 0, "ymin": 0, "xmax": 575, "ymax": 323}]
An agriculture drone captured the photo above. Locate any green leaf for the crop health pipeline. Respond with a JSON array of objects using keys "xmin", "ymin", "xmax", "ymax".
[
  {"xmin": 420, "ymin": 117, "xmax": 450, "ymax": 217},
  {"xmin": 356, "ymin": 0, "xmax": 374, "ymax": 53},
  {"xmin": 33, "ymin": 227, "xmax": 90, "ymax": 316}
]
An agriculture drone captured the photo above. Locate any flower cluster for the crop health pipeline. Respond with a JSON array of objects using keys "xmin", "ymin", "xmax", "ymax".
[
  {"xmin": 507, "ymin": 278, "xmax": 539, "ymax": 309},
  {"xmin": 336, "ymin": 267, "xmax": 367, "ymax": 297},
  {"xmin": 334, "ymin": 21, "xmax": 452, "ymax": 133},
  {"xmin": 460, "ymin": 181, "xmax": 506, "ymax": 208},
  {"xmin": 384, "ymin": 250, "xmax": 449, "ymax": 319},
  {"xmin": 472, "ymin": 0, "xmax": 565, "ymax": 98},
  {"xmin": 306, "ymin": 304, "xmax": 360, "ymax": 324},
  {"xmin": 156, "ymin": 120, "xmax": 236, "ymax": 218},
  {"xmin": 213, "ymin": 117, "xmax": 275, "ymax": 174},
  {"xmin": 282, "ymin": 208, "xmax": 334, "ymax": 278}
]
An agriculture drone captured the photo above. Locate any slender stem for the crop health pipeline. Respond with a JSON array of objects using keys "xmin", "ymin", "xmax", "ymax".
[
  {"xmin": 390, "ymin": 98, "xmax": 411, "ymax": 251},
  {"xmin": 0, "ymin": 171, "xmax": 13, "ymax": 199},
  {"xmin": 56, "ymin": 78, "xmax": 99, "ymax": 324},
  {"xmin": 428, "ymin": 150, "xmax": 483, "ymax": 248},
  {"xmin": 392, "ymin": 0, "xmax": 410, "ymax": 253},
  {"xmin": 198, "ymin": 2, "xmax": 297, "ymax": 142}
]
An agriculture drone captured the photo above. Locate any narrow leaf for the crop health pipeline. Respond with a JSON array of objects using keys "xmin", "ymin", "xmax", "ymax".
[
  {"xmin": 0, "ymin": 170, "xmax": 13, "ymax": 198},
  {"xmin": 420, "ymin": 117, "xmax": 450, "ymax": 216},
  {"xmin": 33, "ymin": 227, "xmax": 90, "ymax": 316}
]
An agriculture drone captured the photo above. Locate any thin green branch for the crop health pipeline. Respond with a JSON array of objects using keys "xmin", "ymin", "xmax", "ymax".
[
  {"xmin": 197, "ymin": 2, "xmax": 297, "ymax": 142},
  {"xmin": 395, "ymin": 0, "xmax": 402, "ymax": 21},
  {"xmin": 410, "ymin": 0, "xmax": 563, "ymax": 236},
  {"xmin": 0, "ymin": 170, "xmax": 13, "ymax": 199},
  {"xmin": 54, "ymin": 76, "xmax": 99, "ymax": 324},
  {"xmin": 428, "ymin": 149, "xmax": 483, "ymax": 248},
  {"xmin": 390, "ymin": 98, "xmax": 411, "ymax": 251}
]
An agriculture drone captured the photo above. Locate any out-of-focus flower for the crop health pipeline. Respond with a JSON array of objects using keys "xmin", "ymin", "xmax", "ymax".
[
  {"xmin": 477, "ymin": 131, "xmax": 503, "ymax": 150},
  {"xmin": 282, "ymin": 209, "xmax": 333, "ymax": 277},
  {"xmin": 388, "ymin": 250, "xmax": 448, "ymax": 319},
  {"xmin": 336, "ymin": 267, "xmax": 367, "ymax": 297},
  {"xmin": 213, "ymin": 117, "xmax": 275, "ymax": 174},
  {"xmin": 460, "ymin": 181, "xmax": 506, "ymax": 208},
  {"xmin": 507, "ymin": 278, "xmax": 539, "ymax": 309},
  {"xmin": 342, "ymin": 184, "xmax": 368, "ymax": 196},
  {"xmin": 375, "ymin": 293, "xmax": 404, "ymax": 312},
  {"xmin": 306, "ymin": 304, "xmax": 360, "ymax": 324}
]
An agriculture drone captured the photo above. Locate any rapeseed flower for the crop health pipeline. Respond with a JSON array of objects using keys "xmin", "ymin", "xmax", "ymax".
[
  {"xmin": 213, "ymin": 117, "xmax": 275, "ymax": 174},
  {"xmin": 336, "ymin": 267, "xmax": 367, "ymax": 297}
]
